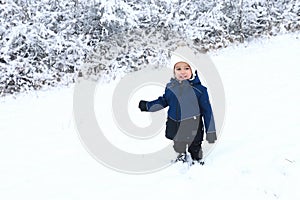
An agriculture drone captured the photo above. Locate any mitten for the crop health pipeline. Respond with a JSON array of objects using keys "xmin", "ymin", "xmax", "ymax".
[
  {"xmin": 138, "ymin": 100, "xmax": 148, "ymax": 111},
  {"xmin": 206, "ymin": 132, "xmax": 217, "ymax": 143}
]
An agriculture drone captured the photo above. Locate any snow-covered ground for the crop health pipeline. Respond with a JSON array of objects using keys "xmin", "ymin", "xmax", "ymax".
[{"xmin": 1, "ymin": 32, "xmax": 300, "ymax": 200}]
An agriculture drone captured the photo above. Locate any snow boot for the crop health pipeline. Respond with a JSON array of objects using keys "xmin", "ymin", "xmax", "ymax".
[
  {"xmin": 174, "ymin": 153, "xmax": 187, "ymax": 162},
  {"xmin": 190, "ymin": 148, "xmax": 203, "ymax": 161}
]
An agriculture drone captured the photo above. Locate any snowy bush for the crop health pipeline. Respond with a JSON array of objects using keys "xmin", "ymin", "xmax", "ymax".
[{"xmin": 0, "ymin": 0, "xmax": 299, "ymax": 96}]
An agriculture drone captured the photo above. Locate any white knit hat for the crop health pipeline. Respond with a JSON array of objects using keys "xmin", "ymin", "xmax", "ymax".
[{"xmin": 170, "ymin": 54, "xmax": 196, "ymax": 80}]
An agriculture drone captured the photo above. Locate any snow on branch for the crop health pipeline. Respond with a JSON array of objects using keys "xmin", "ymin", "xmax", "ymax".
[{"xmin": 0, "ymin": 0, "xmax": 299, "ymax": 96}]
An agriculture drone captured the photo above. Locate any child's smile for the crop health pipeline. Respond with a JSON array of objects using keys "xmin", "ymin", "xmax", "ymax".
[{"xmin": 174, "ymin": 62, "xmax": 192, "ymax": 81}]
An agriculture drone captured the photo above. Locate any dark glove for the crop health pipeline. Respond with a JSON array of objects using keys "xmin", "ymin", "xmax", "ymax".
[
  {"xmin": 138, "ymin": 100, "xmax": 148, "ymax": 111},
  {"xmin": 206, "ymin": 132, "xmax": 217, "ymax": 144}
]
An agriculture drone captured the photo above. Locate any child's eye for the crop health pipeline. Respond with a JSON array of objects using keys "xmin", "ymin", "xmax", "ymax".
[
  {"xmin": 185, "ymin": 67, "xmax": 190, "ymax": 70},
  {"xmin": 176, "ymin": 68, "xmax": 181, "ymax": 71}
]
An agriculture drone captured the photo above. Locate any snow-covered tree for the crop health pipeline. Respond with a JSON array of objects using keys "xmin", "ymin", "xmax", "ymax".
[{"xmin": 0, "ymin": 0, "xmax": 299, "ymax": 96}]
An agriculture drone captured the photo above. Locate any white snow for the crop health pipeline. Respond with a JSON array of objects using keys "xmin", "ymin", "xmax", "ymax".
[{"xmin": 1, "ymin": 32, "xmax": 300, "ymax": 200}]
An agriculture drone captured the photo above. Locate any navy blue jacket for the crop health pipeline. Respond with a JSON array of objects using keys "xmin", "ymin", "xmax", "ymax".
[{"xmin": 146, "ymin": 72, "xmax": 216, "ymax": 135}]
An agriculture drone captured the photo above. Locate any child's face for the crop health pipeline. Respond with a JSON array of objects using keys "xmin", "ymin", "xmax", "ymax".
[{"xmin": 174, "ymin": 62, "xmax": 192, "ymax": 81}]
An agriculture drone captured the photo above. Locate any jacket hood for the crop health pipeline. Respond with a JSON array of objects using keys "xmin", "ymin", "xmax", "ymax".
[{"xmin": 190, "ymin": 70, "xmax": 201, "ymax": 85}]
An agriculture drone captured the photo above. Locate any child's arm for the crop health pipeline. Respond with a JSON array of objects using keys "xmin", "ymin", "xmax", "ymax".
[
  {"xmin": 198, "ymin": 88, "xmax": 217, "ymax": 143},
  {"xmin": 139, "ymin": 92, "xmax": 168, "ymax": 112}
]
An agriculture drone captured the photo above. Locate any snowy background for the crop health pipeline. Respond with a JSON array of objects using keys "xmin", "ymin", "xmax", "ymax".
[
  {"xmin": 1, "ymin": 0, "xmax": 300, "ymax": 96},
  {"xmin": 1, "ymin": 0, "xmax": 300, "ymax": 199},
  {"xmin": 1, "ymin": 32, "xmax": 300, "ymax": 200}
]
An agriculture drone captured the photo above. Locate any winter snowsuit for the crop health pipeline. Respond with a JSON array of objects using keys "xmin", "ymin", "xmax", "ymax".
[{"xmin": 143, "ymin": 72, "xmax": 216, "ymax": 157}]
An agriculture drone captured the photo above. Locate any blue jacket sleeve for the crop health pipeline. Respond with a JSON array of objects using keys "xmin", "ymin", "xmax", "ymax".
[
  {"xmin": 146, "ymin": 90, "xmax": 169, "ymax": 112},
  {"xmin": 199, "ymin": 88, "xmax": 216, "ymax": 133}
]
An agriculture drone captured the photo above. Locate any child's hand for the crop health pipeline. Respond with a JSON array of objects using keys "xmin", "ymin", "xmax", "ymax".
[
  {"xmin": 206, "ymin": 132, "xmax": 217, "ymax": 143},
  {"xmin": 138, "ymin": 100, "xmax": 148, "ymax": 111}
]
